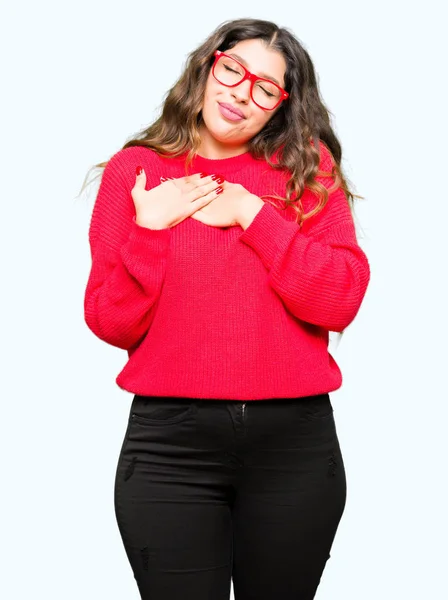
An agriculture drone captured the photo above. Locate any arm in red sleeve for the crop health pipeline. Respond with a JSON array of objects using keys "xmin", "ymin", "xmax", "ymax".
[
  {"xmin": 238, "ymin": 193, "xmax": 370, "ymax": 332},
  {"xmin": 83, "ymin": 150, "xmax": 171, "ymax": 350}
]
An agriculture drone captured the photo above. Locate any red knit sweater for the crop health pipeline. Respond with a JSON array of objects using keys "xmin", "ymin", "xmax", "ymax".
[{"xmin": 84, "ymin": 142, "xmax": 370, "ymax": 400}]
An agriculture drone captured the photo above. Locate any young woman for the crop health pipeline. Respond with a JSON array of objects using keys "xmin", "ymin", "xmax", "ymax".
[{"xmin": 82, "ymin": 17, "xmax": 370, "ymax": 600}]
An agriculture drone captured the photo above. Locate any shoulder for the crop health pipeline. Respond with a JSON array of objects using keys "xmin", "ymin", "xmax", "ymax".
[
  {"xmin": 105, "ymin": 145, "xmax": 161, "ymax": 172},
  {"xmin": 300, "ymin": 140, "xmax": 352, "ymax": 233},
  {"xmin": 311, "ymin": 139, "xmax": 336, "ymax": 175},
  {"xmin": 102, "ymin": 145, "xmax": 162, "ymax": 188},
  {"xmin": 269, "ymin": 139, "xmax": 334, "ymax": 171}
]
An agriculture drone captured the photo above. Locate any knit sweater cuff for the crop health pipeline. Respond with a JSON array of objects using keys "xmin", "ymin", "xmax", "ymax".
[
  {"xmin": 239, "ymin": 202, "xmax": 299, "ymax": 271},
  {"xmin": 125, "ymin": 216, "xmax": 171, "ymax": 254},
  {"xmin": 119, "ymin": 217, "xmax": 171, "ymax": 290}
]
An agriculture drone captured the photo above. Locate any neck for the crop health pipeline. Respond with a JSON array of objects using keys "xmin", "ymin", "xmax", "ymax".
[{"xmin": 197, "ymin": 124, "xmax": 249, "ymax": 159}]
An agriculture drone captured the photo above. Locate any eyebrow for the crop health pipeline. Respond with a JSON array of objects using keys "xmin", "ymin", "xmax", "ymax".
[{"xmin": 228, "ymin": 52, "xmax": 283, "ymax": 86}]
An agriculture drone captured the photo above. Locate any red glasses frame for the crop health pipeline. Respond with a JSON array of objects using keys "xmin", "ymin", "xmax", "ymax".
[{"xmin": 212, "ymin": 50, "xmax": 289, "ymax": 111}]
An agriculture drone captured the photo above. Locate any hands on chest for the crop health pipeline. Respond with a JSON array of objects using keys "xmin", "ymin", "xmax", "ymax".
[{"xmin": 132, "ymin": 167, "xmax": 262, "ymax": 230}]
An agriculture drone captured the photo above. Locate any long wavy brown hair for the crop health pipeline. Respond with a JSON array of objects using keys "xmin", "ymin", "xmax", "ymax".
[{"xmin": 80, "ymin": 18, "xmax": 366, "ymax": 341}]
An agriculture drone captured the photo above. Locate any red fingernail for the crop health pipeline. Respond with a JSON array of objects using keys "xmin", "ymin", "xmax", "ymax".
[
  {"xmin": 136, "ymin": 166, "xmax": 143, "ymax": 176},
  {"xmin": 212, "ymin": 175, "xmax": 224, "ymax": 184},
  {"xmin": 199, "ymin": 172, "xmax": 209, "ymax": 178},
  {"xmin": 215, "ymin": 186, "xmax": 223, "ymax": 194}
]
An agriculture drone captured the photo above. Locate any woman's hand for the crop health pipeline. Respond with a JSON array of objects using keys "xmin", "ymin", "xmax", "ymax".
[
  {"xmin": 131, "ymin": 168, "xmax": 223, "ymax": 230},
  {"xmin": 189, "ymin": 180, "xmax": 257, "ymax": 228}
]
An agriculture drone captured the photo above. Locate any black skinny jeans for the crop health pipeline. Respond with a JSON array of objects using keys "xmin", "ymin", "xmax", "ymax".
[{"xmin": 114, "ymin": 393, "xmax": 347, "ymax": 599}]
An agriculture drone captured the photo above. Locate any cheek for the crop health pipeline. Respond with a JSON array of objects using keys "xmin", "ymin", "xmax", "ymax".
[
  {"xmin": 202, "ymin": 86, "xmax": 219, "ymax": 117},
  {"xmin": 251, "ymin": 112, "xmax": 272, "ymax": 134},
  {"xmin": 203, "ymin": 76, "xmax": 220, "ymax": 101}
]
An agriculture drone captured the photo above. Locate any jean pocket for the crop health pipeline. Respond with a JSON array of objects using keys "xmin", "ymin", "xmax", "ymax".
[
  {"xmin": 130, "ymin": 395, "xmax": 198, "ymax": 426},
  {"xmin": 303, "ymin": 393, "xmax": 334, "ymax": 421}
]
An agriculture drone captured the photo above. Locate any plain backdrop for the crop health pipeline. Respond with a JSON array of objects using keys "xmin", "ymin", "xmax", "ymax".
[{"xmin": 1, "ymin": 1, "xmax": 447, "ymax": 598}]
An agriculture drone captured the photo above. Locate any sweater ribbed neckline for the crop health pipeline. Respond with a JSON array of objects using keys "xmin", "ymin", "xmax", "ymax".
[{"xmin": 177, "ymin": 149, "xmax": 256, "ymax": 175}]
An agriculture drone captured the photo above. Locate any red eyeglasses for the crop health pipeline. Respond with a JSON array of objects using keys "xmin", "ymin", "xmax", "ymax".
[{"xmin": 212, "ymin": 50, "xmax": 289, "ymax": 111}]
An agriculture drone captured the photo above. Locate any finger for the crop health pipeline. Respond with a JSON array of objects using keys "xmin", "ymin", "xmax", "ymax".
[
  {"xmin": 188, "ymin": 181, "xmax": 223, "ymax": 204},
  {"xmin": 134, "ymin": 165, "xmax": 146, "ymax": 187},
  {"xmin": 189, "ymin": 175, "xmax": 224, "ymax": 194},
  {"xmin": 165, "ymin": 175, "xmax": 194, "ymax": 188},
  {"xmin": 170, "ymin": 176, "xmax": 191, "ymax": 189},
  {"xmin": 178, "ymin": 172, "xmax": 211, "ymax": 187},
  {"xmin": 193, "ymin": 172, "xmax": 225, "ymax": 183},
  {"xmin": 185, "ymin": 172, "xmax": 209, "ymax": 180},
  {"xmin": 169, "ymin": 174, "xmax": 207, "ymax": 191},
  {"xmin": 197, "ymin": 186, "xmax": 224, "ymax": 207}
]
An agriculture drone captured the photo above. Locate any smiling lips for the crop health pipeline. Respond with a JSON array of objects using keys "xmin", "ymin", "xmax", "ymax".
[{"xmin": 218, "ymin": 102, "xmax": 246, "ymax": 121}]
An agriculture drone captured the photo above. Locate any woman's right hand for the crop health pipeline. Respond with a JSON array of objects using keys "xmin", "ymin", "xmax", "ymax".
[{"xmin": 131, "ymin": 168, "xmax": 224, "ymax": 230}]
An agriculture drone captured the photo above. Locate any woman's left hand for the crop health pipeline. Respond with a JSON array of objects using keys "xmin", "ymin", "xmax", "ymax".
[{"xmin": 190, "ymin": 180, "xmax": 255, "ymax": 228}]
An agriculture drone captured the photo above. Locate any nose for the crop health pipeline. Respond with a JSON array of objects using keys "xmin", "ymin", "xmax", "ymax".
[{"xmin": 231, "ymin": 79, "xmax": 251, "ymax": 104}]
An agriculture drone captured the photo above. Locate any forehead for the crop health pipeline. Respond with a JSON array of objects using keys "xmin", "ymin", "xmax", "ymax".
[{"xmin": 225, "ymin": 38, "xmax": 286, "ymax": 85}]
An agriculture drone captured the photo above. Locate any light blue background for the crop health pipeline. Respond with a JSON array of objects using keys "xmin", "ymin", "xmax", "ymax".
[{"xmin": 1, "ymin": 0, "xmax": 446, "ymax": 598}]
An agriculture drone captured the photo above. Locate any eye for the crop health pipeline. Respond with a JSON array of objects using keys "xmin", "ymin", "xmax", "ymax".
[
  {"xmin": 256, "ymin": 83, "xmax": 275, "ymax": 97},
  {"xmin": 224, "ymin": 64, "xmax": 241, "ymax": 75}
]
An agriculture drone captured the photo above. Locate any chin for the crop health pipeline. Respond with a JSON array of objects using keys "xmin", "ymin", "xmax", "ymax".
[
  {"xmin": 203, "ymin": 122, "xmax": 242, "ymax": 144},
  {"xmin": 213, "ymin": 130, "xmax": 245, "ymax": 145},
  {"xmin": 210, "ymin": 119, "xmax": 252, "ymax": 141}
]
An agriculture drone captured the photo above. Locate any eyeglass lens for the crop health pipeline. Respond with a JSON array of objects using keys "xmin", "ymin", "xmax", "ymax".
[{"xmin": 214, "ymin": 55, "xmax": 282, "ymax": 109}]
